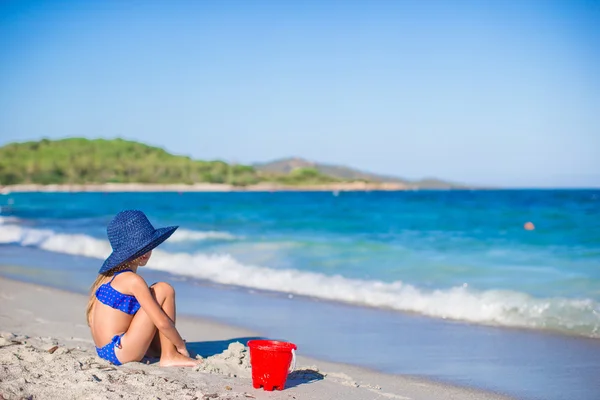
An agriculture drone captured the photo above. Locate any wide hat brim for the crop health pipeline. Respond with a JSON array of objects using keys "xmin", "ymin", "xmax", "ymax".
[{"xmin": 98, "ymin": 226, "xmax": 178, "ymax": 274}]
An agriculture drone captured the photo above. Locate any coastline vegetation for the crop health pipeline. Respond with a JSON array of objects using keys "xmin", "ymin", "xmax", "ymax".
[{"xmin": 0, "ymin": 138, "xmax": 343, "ymax": 186}]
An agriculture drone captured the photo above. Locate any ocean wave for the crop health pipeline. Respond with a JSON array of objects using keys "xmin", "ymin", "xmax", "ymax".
[
  {"xmin": 0, "ymin": 216, "xmax": 20, "ymax": 225},
  {"xmin": 1, "ymin": 224, "xmax": 599, "ymax": 338},
  {"xmin": 169, "ymin": 229, "xmax": 238, "ymax": 242},
  {"xmin": 0, "ymin": 224, "xmax": 113, "ymax": 256}
]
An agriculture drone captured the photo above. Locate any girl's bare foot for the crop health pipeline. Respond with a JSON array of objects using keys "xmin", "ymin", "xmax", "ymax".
[{"xmin": 159, "ymin": 352, "xmax": 201, "ymax": 367}]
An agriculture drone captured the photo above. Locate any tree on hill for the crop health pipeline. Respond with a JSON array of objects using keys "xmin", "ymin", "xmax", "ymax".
[{"xmin": 0, "ymin": 138, "xmax": 340, "ymax": 186}]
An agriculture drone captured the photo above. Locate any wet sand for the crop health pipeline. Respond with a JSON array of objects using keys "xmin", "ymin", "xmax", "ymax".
[{"xmin": 0, "ymin": 277, "xmax": 512, "ymax": 400}]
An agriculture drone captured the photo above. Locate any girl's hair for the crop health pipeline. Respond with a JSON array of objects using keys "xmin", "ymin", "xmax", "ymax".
[{"xmin": 85, "ymin": 262, "xmax": 135, "ymax": 326}]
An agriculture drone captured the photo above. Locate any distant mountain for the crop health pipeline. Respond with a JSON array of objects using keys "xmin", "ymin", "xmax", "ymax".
[{"xmin": 253, "ymin": 158, "xmax": 464, "ymax": 189}]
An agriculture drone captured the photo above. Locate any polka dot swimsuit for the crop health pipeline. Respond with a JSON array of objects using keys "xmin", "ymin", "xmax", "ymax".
[
  {"xmin": 96, "ymin": 333, "xmax": 124, "ymax": 365},
  {"xmin": 95, "ymin": 269, "xmax": 141, "ymax": 315},
  {"xmin": 94, "ymin": 269, "xmax": 140, "ymax": 365}
]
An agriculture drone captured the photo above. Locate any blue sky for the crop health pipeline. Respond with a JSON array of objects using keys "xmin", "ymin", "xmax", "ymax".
[{"xmin": 0, "ymin": 0, "xmax": 598, "ymax": 187}]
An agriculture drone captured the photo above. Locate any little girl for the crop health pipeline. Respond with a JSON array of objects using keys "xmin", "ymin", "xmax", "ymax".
[{"xmin": 86, "ymin": 210, "xmax": 199, "ymax": 367}]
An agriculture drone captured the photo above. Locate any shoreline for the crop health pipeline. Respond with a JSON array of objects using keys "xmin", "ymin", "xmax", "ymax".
[
  {"xmin": 0, "ymin": 276, "xmax": 513, "ymax": 400},
  {"xmin": 4, "ymin": 184, "xmax": 597, "ymax": 194},
  {"xmin": 1, "ymin": 182, "xmax": 412, "ymax": 193}
]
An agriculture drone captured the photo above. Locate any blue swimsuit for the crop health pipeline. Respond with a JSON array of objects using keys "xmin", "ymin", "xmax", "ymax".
[{"xmin": 95, "ymin": 269, "xmax": 141, "ymax": 365}]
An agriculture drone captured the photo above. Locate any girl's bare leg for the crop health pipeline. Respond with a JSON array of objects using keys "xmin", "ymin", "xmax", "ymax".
[
  {"xmin": 145, "ymin": 281, "xmax": 180, "ymax": 358},
  {"xmin": 116, "ymin": 282, "xmax": 198, "ymax": 367}
]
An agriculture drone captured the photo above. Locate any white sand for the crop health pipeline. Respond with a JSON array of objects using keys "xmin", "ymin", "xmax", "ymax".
[
  {"xmin": 194, "ymin": 342, "xmax": 251, "ymax": 378},
  {"xmin": 0, "ymin": 277, "xmax": 513, "ymax": 400},
  {"xmin": 3, "ymin": 181, "xmax": 408, "ymax": 193}
]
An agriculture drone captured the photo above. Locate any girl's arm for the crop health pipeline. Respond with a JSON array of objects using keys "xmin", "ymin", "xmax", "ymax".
[{"xmin": 128, "ymin": 274, "xmax": 186, "ymax": 353}]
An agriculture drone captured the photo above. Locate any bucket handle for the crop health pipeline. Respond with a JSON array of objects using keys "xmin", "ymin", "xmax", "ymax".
[{"xmin": 289, "ymin": 348, "xmax": 296, "ymax": 373}]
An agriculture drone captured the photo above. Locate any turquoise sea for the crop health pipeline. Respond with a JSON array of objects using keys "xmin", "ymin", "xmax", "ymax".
[{"xmin": 1, "ymin": 190, "xmax": 599, "ymax": 399}]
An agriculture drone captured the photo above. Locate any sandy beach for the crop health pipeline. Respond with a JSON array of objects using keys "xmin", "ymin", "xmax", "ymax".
[
  {"xmin": 0, "ymin": 277, "xmax": 513, "ymax": 400},
  {"xmin": 1, "ymin": 182, "xmax": 409, "ymax": 193}
]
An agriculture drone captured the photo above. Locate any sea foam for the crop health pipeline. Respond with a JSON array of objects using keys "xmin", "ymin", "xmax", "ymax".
[
  {"xmin": 1, "ymin": 223, "xmax": 599, "ymax": 338},
  {"xmin": 169, "ymin": 228, "xmax": 238, "ymax": 242}
]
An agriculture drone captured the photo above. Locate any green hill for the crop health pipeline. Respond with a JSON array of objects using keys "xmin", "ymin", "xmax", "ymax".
[
  {"xmin": 0, "ymin": 138, "xmax": 465, "ymax": 189},
  {"xmin": 0, "ymin": 138, "xmax": 339, "ymax": 186}
]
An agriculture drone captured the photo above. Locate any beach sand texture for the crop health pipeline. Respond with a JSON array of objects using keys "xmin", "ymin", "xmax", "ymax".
[{"xmin": 0, "ymin": 277, "xmax": 512, "ymax": 400}]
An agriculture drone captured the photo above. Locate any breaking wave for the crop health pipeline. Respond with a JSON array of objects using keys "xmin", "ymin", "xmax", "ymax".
[{"xmin": 1, "ymin": 223, "xmax": 599, "ymax": 338}]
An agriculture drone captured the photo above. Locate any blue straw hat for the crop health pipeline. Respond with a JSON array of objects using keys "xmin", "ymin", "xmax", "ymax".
[{"xmin": 99, "ymin": 210, "xmax": 178, "ymax": 274}]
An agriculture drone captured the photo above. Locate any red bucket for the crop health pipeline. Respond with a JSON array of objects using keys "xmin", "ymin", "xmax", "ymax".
[{"xmin": 247, "ymin": 340, "xmax": 297, "ymax": 391}]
